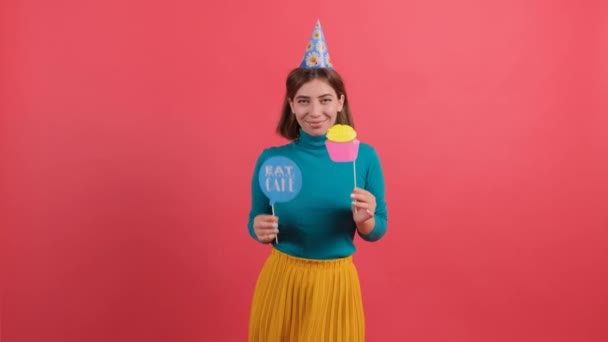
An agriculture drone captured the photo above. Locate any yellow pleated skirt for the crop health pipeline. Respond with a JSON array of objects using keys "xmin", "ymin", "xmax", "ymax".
[{"xmin": 248, "ymin": 248, "xmax": 365, "ymax": 342}]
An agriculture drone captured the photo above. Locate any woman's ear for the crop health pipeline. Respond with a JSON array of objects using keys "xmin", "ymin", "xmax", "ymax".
[
  {"xmin": 338, "ymin": 94, "xmax": 345, "ymax": 112},
  {"xmin": 288, "ymin": 98, "xmax": 295, "ymax": 113}
]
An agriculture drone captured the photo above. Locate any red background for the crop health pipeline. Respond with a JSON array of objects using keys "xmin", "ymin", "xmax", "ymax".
[{"xmin": 2, "ymin": 0, "xmax": 607, "ymax": 341}]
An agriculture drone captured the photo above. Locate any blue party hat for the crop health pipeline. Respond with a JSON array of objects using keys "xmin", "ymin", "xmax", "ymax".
[{"xmin": 299, "ymin": 19, "xmax": 333, "ymax": 69}]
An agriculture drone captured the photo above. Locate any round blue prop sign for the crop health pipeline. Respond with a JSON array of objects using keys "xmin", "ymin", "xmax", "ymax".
[{"xmin": 258, "ymin": 156, "xmax": 302, "ymax": 205}]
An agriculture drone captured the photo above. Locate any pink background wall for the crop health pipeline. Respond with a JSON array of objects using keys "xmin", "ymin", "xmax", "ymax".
[{"xmin": 2, "ymin": 0, "xmax": 607, "ymax": 341}]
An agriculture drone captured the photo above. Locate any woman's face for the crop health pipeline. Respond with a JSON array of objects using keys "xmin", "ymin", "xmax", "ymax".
[{"xmin": 288, "ymin": 78, "xmax": 345, "ymax": 136}]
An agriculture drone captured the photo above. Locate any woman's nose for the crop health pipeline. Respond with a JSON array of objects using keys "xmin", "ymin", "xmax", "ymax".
[{"xmin": 310, "ymin": 102, "xmax": 322, "ymax": 116}]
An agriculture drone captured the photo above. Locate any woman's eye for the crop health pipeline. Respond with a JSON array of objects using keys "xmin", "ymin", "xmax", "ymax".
[
  {"xmin": 321, "ymin": 98, "xmax": 331, "ymax": 103},
  {"xmin": 298, "ymin": 100, "xmax": 308, "ymax": 104}
]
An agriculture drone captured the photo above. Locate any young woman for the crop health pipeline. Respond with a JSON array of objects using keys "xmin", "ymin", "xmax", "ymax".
[{"xmin": 247, "ymin": 21, "xmax": 388, "ymax": 342}]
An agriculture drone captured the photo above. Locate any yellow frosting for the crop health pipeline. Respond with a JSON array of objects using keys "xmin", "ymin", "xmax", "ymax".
[{"xmin": 326, "ymin": 124, "xmax": 357, "ymax": 142}]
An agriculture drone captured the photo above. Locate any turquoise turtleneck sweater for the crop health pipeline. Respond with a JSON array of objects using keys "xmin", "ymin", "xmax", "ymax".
[{"xmin": 247, "ymin": 129, "xmax": 388, "ymax": 260}]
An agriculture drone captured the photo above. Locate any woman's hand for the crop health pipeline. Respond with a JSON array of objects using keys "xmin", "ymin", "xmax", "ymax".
[
  {"xmin": 351, "ymin": 187, "xmax": 376, "ymax": 231},
  {"xmin": 253, "ymin": 214, "xmax": 279, "ymax": 243}
]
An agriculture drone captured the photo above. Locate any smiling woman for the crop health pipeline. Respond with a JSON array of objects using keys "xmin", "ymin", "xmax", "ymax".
[
  {"xmin": 276, "ymin": 67, "xmax": 353, "ymax": 140},
  {"xmin": 246, "ymin": 20, "xmax": 388, "ymax": 342},
  {"xmin": 290, "ymin": 78, "xmax": 344, "ymax": 133}
]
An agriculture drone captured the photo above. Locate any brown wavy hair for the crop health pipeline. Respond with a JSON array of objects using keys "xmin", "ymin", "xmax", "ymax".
[{"xmin": 276, "ymin": 68, "xmax": 354, "ymax": 140}]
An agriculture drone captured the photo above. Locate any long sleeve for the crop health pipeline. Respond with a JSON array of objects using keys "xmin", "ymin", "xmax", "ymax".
[
  {"xmin": 358, "ymin": 146, "xmax": 388, "ymax": 242},
  {"xmin": 248, "ymin": 149, "xmax": 273, "ymax": 242}
]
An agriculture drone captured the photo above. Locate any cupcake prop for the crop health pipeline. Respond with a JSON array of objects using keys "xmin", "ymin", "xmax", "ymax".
[{"xmin": 325, "ymin": 124, "xmax": 360, "ymax": 188}]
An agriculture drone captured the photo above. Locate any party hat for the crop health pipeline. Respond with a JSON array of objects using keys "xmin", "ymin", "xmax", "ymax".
[{"xmin": 299, "ymin": 19, "xmax": 333, "ymax": 69}]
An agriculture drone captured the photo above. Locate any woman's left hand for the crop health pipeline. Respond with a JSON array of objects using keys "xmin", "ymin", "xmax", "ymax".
[{"xmin": 351, "ymin": 187, "xmax": 376, "ymax": 224}]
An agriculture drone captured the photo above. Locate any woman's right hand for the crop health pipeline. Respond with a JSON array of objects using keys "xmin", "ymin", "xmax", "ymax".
[{"xmin": 253, "ymin": 214, "xmax": 279, "ymax": 243}]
